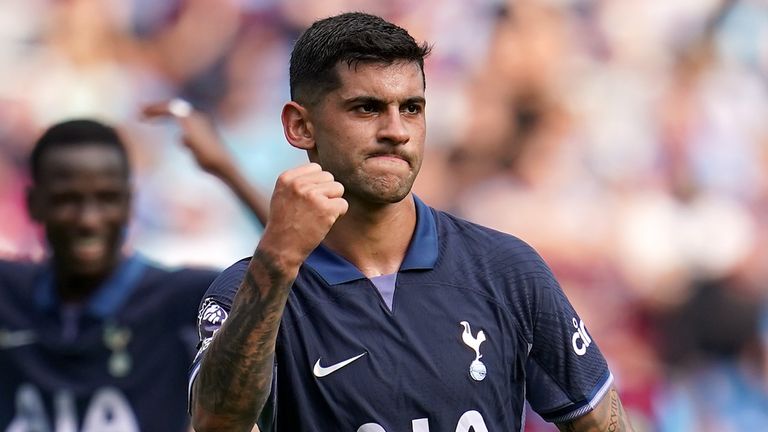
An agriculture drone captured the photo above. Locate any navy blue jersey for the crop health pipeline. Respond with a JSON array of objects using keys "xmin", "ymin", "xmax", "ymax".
[
  {"xmin": 0, "ymin": 255, "xmax": 216, "ymax": 432},
  {"xmin": 190, "ymin": 196, "xmax": 612, "ymax": 432}
]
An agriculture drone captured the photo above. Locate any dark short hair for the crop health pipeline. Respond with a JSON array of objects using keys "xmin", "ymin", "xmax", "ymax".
[
  {"xmin": 289, "ymin": 12, "xmax": 432, "ymax": 105},
  {"xmin": 30, "ymin": 119, "xmax": 130, "ymax": 182}
]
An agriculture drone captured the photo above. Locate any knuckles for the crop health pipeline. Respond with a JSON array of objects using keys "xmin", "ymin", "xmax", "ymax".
[{"xmin": 271, "ymin": 166, "xmax": 347, "ymax": 228}]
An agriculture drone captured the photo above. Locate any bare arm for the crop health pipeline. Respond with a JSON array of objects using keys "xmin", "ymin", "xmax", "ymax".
[
  {"xmin": 142, "ymin": 100, "xmax": 270, "ymax": 226},
  {"xmin": 555, "ymin": 385, "xmax": 635, "ymax": 432},
  {"xmin": 189, "ymin": 163, "xmax": 348, "ymax": 432},
  {"xmin": 190, "ymin": 246, "xmax": 290, "ymax": 431}
]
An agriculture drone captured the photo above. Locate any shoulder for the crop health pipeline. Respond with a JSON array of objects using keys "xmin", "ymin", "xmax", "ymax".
[
  {"xmin": 139, "ymin": 258, "xmax": 219, "ymax": 289},
  {"xmin": 433, "ymin": 208, "xmax": 535, "ymax": 252},
  {"xmin": 433, "ymin": 209, "xmax": 554, "ymax": 278},
  {"xmin": 129, "ymin": 258, "xmax": 221, "ymax": 313},
  {"xmin": 0, "ymin": 259, "xmax": 43, "ymax": 315},
  {"xmin": 200, "ymin": 257, "xmax": 252, "ymax": 309},
  {"xmin": 0, "ymin": 258, "xmax": 43, "ymax": 293},
  {"xmin": 0, "ymin": 257, "xmax": 40, "ymax": 274}
]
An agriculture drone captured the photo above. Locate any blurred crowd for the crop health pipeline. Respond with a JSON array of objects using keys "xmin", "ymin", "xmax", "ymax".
[{"xmin": 1, "ymin": 0, "xmax": 767, "ymax": 430}]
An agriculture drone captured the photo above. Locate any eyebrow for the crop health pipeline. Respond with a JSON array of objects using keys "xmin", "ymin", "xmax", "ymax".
[{"xmin": 343, "ymin": 96, "xmax": 426, "ymax": 106}]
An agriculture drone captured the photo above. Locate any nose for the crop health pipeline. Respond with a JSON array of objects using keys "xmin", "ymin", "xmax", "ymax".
[
  {"xmin": 76, "ymin": 199, "xmax": 105, "ymax": 231},
  {"xmin": 377, "ymin": 107, "xmax": 410, "ymax": 145}
]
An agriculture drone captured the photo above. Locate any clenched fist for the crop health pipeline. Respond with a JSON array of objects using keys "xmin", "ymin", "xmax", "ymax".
[{"xmin": 258, "ymin": 163, "xmax": 348, "ymax": 274}]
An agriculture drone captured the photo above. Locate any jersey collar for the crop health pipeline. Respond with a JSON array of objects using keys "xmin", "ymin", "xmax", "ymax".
[
  {"xmin": 304, "ymin": 194, "xmax": 438, "ymax": 285},
  {"xmin": 35, "ymin": 254, "xmax": 147, "ymax": 318}
]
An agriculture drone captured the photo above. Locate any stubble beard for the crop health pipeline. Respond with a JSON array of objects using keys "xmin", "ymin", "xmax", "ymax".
[{"xmin": 344, "ymin": 165, "xmax": 418, "ymax": 205}]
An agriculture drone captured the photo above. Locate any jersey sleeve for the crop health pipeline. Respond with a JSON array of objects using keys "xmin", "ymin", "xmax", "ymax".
[
  {"xmin": 522, "ymin": 258, "xmax": 613, "ymax": 423},
  {"xmin": 186, "ymin": 258, "xmax": 250, "ymax": 412}
]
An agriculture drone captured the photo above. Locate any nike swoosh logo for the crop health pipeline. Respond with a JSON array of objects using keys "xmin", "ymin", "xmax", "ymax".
[
  {"xmin": 0, "ymin": 329, "xmax": 37, "ymax": 349},
  {"xmin": 313, "ymin": 352, "xmax": 367, "ymax": 378}
]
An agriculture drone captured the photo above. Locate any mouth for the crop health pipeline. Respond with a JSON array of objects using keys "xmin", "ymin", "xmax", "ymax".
[
  {"xmin": 366, "ymin": 152, "xmax": 410, "ymax": 166},
  {"xmin": 69, "ymin": 235, "xmax": 108, "ymax": 263}
]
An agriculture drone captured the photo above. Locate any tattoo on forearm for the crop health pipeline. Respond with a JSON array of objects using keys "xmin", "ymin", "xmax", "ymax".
[
  {"xmin": 195, "ymin": 249, "xmax": 293, "ymax": 426},
  {"xmin": 608, "ymin": 389, "xmax": 619, "ymax": 431},
  {"xmin": 557, "ymin": 387, "xmax": 634, "ymax": 432}
]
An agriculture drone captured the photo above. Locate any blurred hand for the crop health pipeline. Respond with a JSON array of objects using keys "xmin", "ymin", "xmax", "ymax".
[{"xmin": 141, "ymin": 99, "xmax": 234, "ymax": 177}]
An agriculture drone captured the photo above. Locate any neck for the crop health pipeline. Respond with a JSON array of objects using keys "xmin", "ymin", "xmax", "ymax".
[
  {"xmin": 54, "ymin": 263, "xmax": 117, "ymax": 304},
  {"xmin": 323, "ymin": 194, "xmax": 417, "ymax": 278},
  {"xmin": 57, "ymin": 276, "xmax": 104, "ymax": 304}
]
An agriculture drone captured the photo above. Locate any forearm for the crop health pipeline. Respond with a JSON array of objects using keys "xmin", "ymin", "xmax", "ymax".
[
  {"xmin": 555, "ymin": 386, "xmax": 634, "ymax": 432},
  {"xmin": 191, "ymin": 162, "xmax": 347, "ymax": 431},
  {"xmin": 191, "ymin": 248, "xmax": 296, "ymax": 432},
  {"xmin": 218, "ymin": 164, "xmax": 270, "ymax": 228}
]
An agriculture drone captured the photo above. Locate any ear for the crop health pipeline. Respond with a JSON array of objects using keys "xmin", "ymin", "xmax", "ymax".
[
  {"xmin": 281, "ymin": 101, "xmax": 315, "ymax": 151},
  {"xmin": 26, "ymin": 186, "xmax": 44, "ymax": 223}
]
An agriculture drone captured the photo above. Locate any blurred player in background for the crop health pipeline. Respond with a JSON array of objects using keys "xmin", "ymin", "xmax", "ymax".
[
  {"xmin": 189, "ymin": 12, "xmax": 635, "ymax": 432},
  {"xmin": 0, "ymin": 101, "xmax": 267, "ymax": 432}
]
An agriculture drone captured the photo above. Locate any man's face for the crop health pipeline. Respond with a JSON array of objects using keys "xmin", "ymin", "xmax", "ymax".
[
  {"xmin": 29, "ymin": 144, "xmax": 131, "ymax": 278},
  {"xmin": 306, "ymin": 61, "xmax": 426, "ymax": 205}
]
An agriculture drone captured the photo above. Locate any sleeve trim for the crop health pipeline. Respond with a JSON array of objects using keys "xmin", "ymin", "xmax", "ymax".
[
  {"xmin": 544, "ymin": 371, "xmax": 614, "ymax": 423},
  {"xmin": 187, "ymin": 362, "xmax": 202, "ymax": 415}
]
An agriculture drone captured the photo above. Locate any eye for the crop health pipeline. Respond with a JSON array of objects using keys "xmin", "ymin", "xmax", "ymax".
[
  {"xmin": 50, "ymin": 192, "xmax": 80, "ymax": 207},
  {"xmin": 356, "ymin": 103, "xmax": 377, "ymax": 114},
  {"xmin": 403, "ymin": 103, "xmax": 422, "ymax": 115},
  {"xmin": 97, "ymin": 191, "xmax": 125, "ymax": 205}
]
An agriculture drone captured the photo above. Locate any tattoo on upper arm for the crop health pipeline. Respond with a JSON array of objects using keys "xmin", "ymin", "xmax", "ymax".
[{"xmin": 556, "ymin": 387, "xmax": 634, "ymax": 432}]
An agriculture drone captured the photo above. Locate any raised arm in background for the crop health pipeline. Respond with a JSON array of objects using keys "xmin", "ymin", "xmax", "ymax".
[{"xmin": 142, "ymin": 100, "xmax": 269, "ymax": 227}]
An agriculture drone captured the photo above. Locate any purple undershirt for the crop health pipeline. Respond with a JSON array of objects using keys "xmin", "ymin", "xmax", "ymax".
[{"xmin": 369, "ymin": 273, "xmax": 398, "ymax": 311}]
